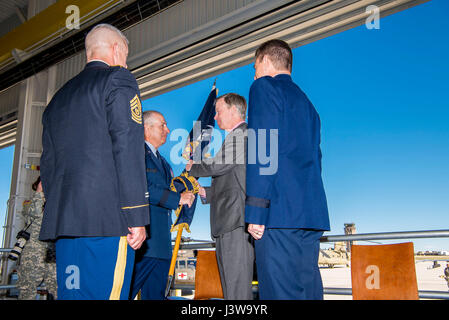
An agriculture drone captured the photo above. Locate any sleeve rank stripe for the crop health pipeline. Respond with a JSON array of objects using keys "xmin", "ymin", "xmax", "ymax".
[{"xmin": 121, "ymin": 204, "xmax": 149, "ymax": 210}]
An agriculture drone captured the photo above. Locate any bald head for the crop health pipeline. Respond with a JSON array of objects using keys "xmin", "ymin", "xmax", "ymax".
[{"xmin": 85, "ymin": 24, "xmax": 129, "ymax": 67}]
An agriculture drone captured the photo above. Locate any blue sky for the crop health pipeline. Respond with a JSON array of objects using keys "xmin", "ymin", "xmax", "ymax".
[
  {"xmin": 0, "ymin": 145, "xmax": 13, "ymax": 246},
  {"xmin": 1, "ymin": 0, "xmax": 448, "ymax": 251}
]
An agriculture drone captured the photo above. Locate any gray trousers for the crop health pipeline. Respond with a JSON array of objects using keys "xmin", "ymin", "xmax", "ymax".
[{"xmin": 214, "ymin": 226, "xmax": 254, "ymax": 300}]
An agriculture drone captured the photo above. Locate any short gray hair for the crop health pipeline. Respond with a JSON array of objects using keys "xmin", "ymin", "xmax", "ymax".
[
  {"xmin": 85, "ymin": 23, "xmax": 129, "ymax": 56},
  {"xmin": 217, "ymin": 93, "xmax": 247, "ymax": 121},
  {"xmin": 143, "ymin": 110, "xmax": 163, "ymax": 126}
]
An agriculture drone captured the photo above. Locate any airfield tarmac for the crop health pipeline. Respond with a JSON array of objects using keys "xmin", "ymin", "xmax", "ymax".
[{"xmin": 320, "ymin": 260, "xmax": 449, "ymax": 300}]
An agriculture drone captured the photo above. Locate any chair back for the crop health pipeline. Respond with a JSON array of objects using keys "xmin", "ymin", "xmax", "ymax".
[
  {"xmin": 194, "ymin": 250, "xmax": 224, "ymax": 299},
  {"xmin": 351, "ymin": 242, "xmax": 418, "ymax": 300}
]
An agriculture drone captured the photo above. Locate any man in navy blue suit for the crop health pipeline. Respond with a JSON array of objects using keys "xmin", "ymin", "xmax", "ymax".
[
  {"xmin": 129, "ymin": 110, "xmax": 195, "ymax": 300},
  {"xmin": 245, "ymin": 39, "xmax": 330, "ymax": 300},
  {"xmin": 39, "ymin": 24, "xmax": 149, "ymax": 300}
]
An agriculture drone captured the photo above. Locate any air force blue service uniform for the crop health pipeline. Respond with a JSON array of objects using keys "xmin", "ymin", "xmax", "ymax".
[
  {"xmin": 245, "ymin": 74, "xmax": 330, "ymax": 300},
  {"xmin": 39, "ymin": 61, "xmax": 150, "ymax": 300},
  {"xmin": 129, "ymin": 143, "xmax": 180, "ymax": 300}
]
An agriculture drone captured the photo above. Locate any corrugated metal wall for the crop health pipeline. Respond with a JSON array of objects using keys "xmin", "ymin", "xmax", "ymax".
[
  {"xmin": 126, "ymin": 0, "xmax": 258, "ymax": 57},
  {"xmin": 0, "ymin": 83, "xmax": 20, "ymax": 118},
  {"xmin": 0, "ymin": 0, "xmax": 264, "ymax": 143},
  {"xmin": 0, "ymin": 0, "xmax": 29, "ymax": 37},
  {"xmin": 22, "ymin": 0, "xmax": 262, "ymax": 98},
  {"xmin": 54, "ymin": 52, "xmax": 86, "ymax": 92},
  {"xmin": 0, "ymin": 0, "xmax": 432, "ymax": 286},
  {"xmin": 52, "ymin": 0, "xmax": 261, "ymax": 93},
  {"xmin": 0, "ymin": 0, "xmax": 430, "ymax": 145}
]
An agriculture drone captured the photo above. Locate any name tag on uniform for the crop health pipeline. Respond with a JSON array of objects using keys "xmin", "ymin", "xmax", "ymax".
[{"xmin": 146, "ymin": 168, "xmax": 157, "ymax": 173}]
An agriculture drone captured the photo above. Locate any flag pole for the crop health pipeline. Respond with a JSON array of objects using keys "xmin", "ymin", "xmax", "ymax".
[
  {"xmin": 164, "ymin": 79, "xmax": 217, "ymax": 298},
  {"xmin": 165, "ymin": 172, "xmax": 199, "ymax": 298},
  {"xmin": 165, "ymin": 226, "xmax": 184, "ymax": 297}
]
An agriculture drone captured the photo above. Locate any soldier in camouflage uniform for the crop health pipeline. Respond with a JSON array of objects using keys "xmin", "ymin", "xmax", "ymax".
[
  {"xmin": 444, "ymin": 263, "xmax": 449, "ymax": 289},
  {"xmin": 16, "ymin": 177, "xmax": 57, "ymax": 299}
]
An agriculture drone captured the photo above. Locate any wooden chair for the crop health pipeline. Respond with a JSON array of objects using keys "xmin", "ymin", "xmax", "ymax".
[
  {"xmin": 193, "ymin": 250, "xmax": 224, "ymax": 299},
  {"xmin": 350, "ymin": 242, "xmax": 419, "ymax": 300}
]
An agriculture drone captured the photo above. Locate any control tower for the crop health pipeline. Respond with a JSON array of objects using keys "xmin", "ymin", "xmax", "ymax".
[{"xmin": 344, "ymin": 223, "xmax": 356, "ymax": 253}]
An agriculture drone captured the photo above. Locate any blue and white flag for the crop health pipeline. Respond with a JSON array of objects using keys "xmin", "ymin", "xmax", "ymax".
[{"xmin": 171, "ymin": 81, "xmax": 217, "ymax": 232}]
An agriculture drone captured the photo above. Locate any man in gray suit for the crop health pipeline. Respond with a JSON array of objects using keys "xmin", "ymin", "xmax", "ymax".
[{"xmin": 187, "ymin": 93, "xmax": 254, "ymax": 300}]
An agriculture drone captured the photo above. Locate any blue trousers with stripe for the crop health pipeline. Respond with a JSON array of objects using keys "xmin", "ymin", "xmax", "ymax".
[
  {"xmin": 255, "ymin": 228, "xmax": 324, "ymax": 300},
  {"xmin": 55, "ymin": 236, "xmax": 135, "ymax": 300}
]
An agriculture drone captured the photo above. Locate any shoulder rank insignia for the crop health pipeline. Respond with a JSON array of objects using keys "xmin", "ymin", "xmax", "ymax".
[{"xmin": 130, "ymin": 94, "xmax": 142, "ymax": 124}]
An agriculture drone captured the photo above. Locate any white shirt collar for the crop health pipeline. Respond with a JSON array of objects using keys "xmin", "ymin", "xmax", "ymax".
[{"xmin": 145, "ymin": 141, "xmax": 158, "ymax": 157}]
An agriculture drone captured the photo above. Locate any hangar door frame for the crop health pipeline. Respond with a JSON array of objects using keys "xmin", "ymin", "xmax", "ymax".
[
  {"xmin": 130, "ymin": 0, "xmax": 429, "ymax": 100},
  {"xmin": 1, "ymin": 0, "xmax": 429, "ymax": 284}
]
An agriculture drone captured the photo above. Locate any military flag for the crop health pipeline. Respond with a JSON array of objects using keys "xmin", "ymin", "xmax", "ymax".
[
  {"xmin": 170, "ymin": 80, "xmax": 217, "ymax": 233},
  {"xmin": 166, "ymin": 80, "xmax": 217, "ymax": 297}
]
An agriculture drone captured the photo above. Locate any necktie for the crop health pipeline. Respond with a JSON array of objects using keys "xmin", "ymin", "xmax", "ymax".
[{"xmin": 155, "ymin": 150, "xmax": 166, "ymax": 175}]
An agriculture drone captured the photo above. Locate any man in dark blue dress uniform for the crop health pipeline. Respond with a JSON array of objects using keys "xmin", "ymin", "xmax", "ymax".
[
  {"xmin": 245, "ymin": 39, "xmax": 330, "ymax": 300},
  {"xmin": 129, "ymin": 111, "xmax": 195, "ymax": 300},
  {"xmin": 39, "ymin": 24, "xmax": 149, "ymax": 300}
]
